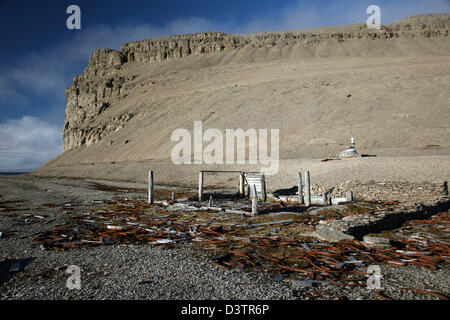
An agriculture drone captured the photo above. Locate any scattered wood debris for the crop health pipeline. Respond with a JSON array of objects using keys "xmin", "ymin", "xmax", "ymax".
[{"xmin": 29, "ymin": 197, "xmax": 449, "ymax": 298}]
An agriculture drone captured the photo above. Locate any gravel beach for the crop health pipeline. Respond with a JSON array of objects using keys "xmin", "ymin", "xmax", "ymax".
[{"xmin": 0, "ymin": 175, "xmax": 448, "ymax": 300}]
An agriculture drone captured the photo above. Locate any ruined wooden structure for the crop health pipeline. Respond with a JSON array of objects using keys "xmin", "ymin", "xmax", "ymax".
[{"xmin": 197, "ymin": 171, "xmax": 267, "ymax": 205}]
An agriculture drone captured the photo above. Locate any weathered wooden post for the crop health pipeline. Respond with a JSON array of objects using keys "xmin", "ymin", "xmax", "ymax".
[
  {"xmin": 261, "ymin": 174, "xmax": 267, "ymax": 202},
  {"xmin": 208, "ymin": 195, "xmax": 213, "ymax": 207},
  {"xmin": 252, "ymin": 184, "xmax": 258, "ymax": 215},
  {"xmin": 171, "ymin": 192, "xmax": 176, "ymax": 202},
  {"xmin": 346, "ymin": 191, "xmax": 353, "ymax": 202},
  {"xmin": 198, "ymin": 171, "xmax": 204, "ymax": 202},
  {"xmin": 246, "ymin": 184, "xmax": 250, "ymax": 198},
  {"xmin": 298, "ymin": 172, "xmax": 303, "ymax": 204},
  {"xmin": 322, "ymin": 193, "xmax": 327, "ymax": 205},
  {"xmin": 239, "ymin": 172, "xmax": 245, "ymax": 196},
  {"xmin": 148, "ymin": 170, "xmax": 154, "ymax": 204},
  {"xmin": 305, "ymin": 171, "xmax": 311, "ymax": 207}
]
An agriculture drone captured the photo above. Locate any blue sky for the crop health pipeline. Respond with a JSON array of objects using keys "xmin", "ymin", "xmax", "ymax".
[{"xmin": 0, "ymin": 0, "xmax": 449, "ymax": 171}]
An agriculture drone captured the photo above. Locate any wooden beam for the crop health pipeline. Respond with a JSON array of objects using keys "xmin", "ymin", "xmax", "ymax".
[
  {"xmin": 331, "ymin": 197, "xmax": 347, "ymax": 205},
  {"xmin": 199, "ymin": 170, "xmax": 243, "ymax": 173},
  {"xmin": 311, "ymin": 195, "xmax": 326, "ymax": 205}
]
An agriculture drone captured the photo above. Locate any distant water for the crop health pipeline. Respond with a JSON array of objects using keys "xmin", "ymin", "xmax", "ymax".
[{"xmin": 0, "ymin": 172, "xmax": 30, "ymax": 175}]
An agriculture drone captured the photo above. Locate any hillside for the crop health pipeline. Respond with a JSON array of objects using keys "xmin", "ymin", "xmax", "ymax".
[{"xmin": 34, "ymin": 14, "xmax": 450, "ymax": 189}]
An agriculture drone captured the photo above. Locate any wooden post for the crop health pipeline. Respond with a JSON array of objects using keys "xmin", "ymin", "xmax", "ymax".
[
  {"xmin": 208, "ymin": 195, "xmax": 213, "ymax": 207},
  {"xmin": 261, "ymin": 175, "xmax": 267, "ymax": 202},
  {"xmin": 171, "ymin": 192, "xmax": 176, "ymax": 202},
  {"xmin": 239, "ymin": 172, "xmax": 245, "ymax": 196},
  {"xmin": 252, "ymin": 184, "xmax": 258, "ymax": 215},
  {"xmin": 305, "ymin": 171, "xmax": 311, "ymax": 207},
  {"xmin": 297, "ymin": 172, "xmax": 303, "ymax": 204},
  {"xmin": 148, "ymin": 171, "xmax": 154, "ymax": 204},
  {"xmin": 246, "ymin": 184, "xmax": 250, "ymax": 198},
  {"xmin": 346, "ymin": 191, "xmax": 353, "ymax": 202},
  {"xmin": 198, "ymin": 171, "xmax": 204, "ymax": 202}
]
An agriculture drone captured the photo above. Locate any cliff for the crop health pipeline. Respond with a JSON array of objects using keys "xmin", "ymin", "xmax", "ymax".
[{"xmin": 62, "ymin": 14, "xmax": 450, "ymax": 151}]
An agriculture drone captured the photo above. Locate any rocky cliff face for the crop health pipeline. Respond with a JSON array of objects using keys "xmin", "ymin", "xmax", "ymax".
[
  {"xmin": 63, "ymin": 47, "xmax": 128, "ymax": 149},
  {"xmin": 63, "ymin": 14, "xmax": 450, "ymax": 151}
]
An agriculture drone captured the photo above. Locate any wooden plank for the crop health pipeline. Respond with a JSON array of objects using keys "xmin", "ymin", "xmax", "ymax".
[
  {"xmin": 246, "ymin": 174, "xmax": 263, "ymax": 191},
  {"xmin": 246, "ymin": 180, "xmax": 262, "ymax": 193},
  {"xmin": 246, "ymin": 173, "xmax": 263, "ymax": 178},
  {"xmin": 311, "ymin": 195, "xmax": 326, "ymax": 205},
  {"xmin": 199, "ymin": 170, "xmax": 242, "ymax": 173},
  {"xmin": 331, "ymin": 197, "xmax": 348, "ymax": 205},
  {"xmin": 245, "ymin": 172, "xmax": 268, "ymax": 199}
]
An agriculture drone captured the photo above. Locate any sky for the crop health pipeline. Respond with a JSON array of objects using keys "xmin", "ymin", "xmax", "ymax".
[{"xmin": 0, "ymin": 0, "xmax": 449, "ymax": 171}]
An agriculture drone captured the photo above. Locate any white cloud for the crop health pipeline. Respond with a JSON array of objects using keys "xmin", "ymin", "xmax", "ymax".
[{"xmin": 0, "ymin": 116, "xmax": 61, "ymax": 170}]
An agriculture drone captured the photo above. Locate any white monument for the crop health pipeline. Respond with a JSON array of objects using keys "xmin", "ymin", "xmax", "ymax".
[{"xmin": 339, "ymin": 137, "xmax": 359, "ymax": 158}]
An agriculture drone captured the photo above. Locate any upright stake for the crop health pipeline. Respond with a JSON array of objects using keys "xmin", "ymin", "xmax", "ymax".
[
  {"xmin": 171, "ymin": 192, "xmax": 176, "ymax": 202},
  {"xmin": 148, "ymin": 171, "xmax": 154, "ymax": 204},
  {"xmin": 239, "ymin": 172, "xmax": 245, "ymax": 196},
  {"xmin": 298, "ymin": 172, "xmax": 303, "ymax": 204},
  {"xmin": 208, "ymin": 195, "xmax": 213, "ymax": 207},
  {"xmin": 198, "ymin": 171, "xmax": 204, "ymax": 202},
  {"xmin": 322, "ymin": 193, "xmax": 327, "ymax": 206},
  {"xmin": 305, "ymin": 171, "xmax": 311, "ymax": 207},
  {"xmin": 346, "ymin": 191, "xmax": 353, "ymax": 202},
  {"xmin": 252, "ymin": 184, "xmax": 258, "ymax": 215},
  {"xmin": 261, "ymin": 175, "xmax": 267, "ymax": 202}
]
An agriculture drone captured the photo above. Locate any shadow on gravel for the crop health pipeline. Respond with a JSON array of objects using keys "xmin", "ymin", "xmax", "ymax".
[
  {"xmin": 0, "ymin": 257, "xmax": 35, "ymax": 285},
  {"xmin": 188, "ymin": 192, "xmax": 242, "ymax": 201},
  {"xmin": 258, "ymin": 205, "xmax": 309, "ymax": 214}
]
